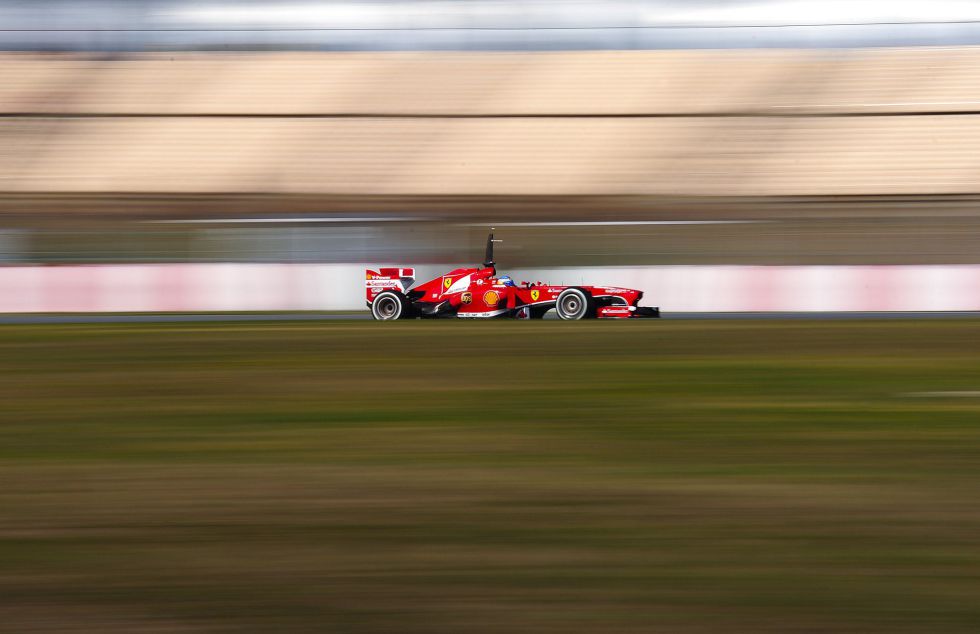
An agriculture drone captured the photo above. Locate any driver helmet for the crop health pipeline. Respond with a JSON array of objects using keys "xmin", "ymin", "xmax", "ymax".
[{"xmin": 497, "ymin": 275, "xmax": 516, "ymax": 287}]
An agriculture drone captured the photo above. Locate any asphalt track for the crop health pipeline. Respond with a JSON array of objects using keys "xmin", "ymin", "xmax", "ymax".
[{"xmin": 2, "ymin": 312, "xmax": 980, "ymax": 324}]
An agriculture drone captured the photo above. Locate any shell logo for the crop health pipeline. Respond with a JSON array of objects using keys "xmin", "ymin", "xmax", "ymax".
[
  {"xmin": 461, "ymin": 292, "xmax": 473, "ymax": 305},
  {"xmin": 483, "ymin": 290, "xmax": 500, "ymax": 307},
  {"xmin": 530, "ymin": 290, "xmax": 540, "ymax": 301},
  {"xmin": 443, "ymin": 277, "xmax": 453, "ymax": 290}
]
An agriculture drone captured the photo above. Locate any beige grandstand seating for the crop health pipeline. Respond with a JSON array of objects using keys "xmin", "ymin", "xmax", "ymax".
[{"xmin": 2, "ymin": 48, "xmax": 980, "ymax": 199}]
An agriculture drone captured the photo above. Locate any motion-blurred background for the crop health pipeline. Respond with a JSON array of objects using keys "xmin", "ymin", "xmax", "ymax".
[
  {"xmin": 4, "ymin": 0, "xmax": 980, "ymax": 311},
  {"xmin": 6, "ymin": 4, "xmax": 980, "ymax": 634}
]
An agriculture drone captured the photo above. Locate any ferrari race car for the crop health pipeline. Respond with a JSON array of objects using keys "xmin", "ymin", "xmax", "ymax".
[{"xmin": 366, "ymin": 232, "xmax": 660, "ymax": 320}]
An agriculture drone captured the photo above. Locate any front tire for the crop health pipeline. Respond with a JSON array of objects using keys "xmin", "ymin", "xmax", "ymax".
[
  {"xmin": 371, "ymin": 291, "xmax": 410, "ymax": 320},
  {"xmin": 555, "ymin": 288, "xmax": 595, "ymax": 320}
]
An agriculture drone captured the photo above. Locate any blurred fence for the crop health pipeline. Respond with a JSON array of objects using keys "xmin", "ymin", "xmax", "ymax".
[{"xmin": 4, "ymin": 48, "xmax": 980, "ymax": 200}]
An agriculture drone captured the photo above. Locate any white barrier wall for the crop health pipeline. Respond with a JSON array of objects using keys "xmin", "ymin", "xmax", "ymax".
[
  {"xmin": 509, "ymin": 266, "xmax": 980, "ymax": 312},
  {"xmin": 0, "ymin": 264, "xmax": 365, "ymax": 313},
  {"xmin": 1, "ymin": 264, "xmax": 980, "ymax": 313}
]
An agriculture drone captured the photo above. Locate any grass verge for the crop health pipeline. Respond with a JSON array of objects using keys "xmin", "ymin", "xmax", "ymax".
[{"xmin": 2, "ymin": 320, "xmax": 980, "ymax": 633}]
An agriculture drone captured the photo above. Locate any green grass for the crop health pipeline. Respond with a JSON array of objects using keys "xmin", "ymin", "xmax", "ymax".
[{"xmin": 2, "ymin": 320, "xmax": 980, "ymax": 633}]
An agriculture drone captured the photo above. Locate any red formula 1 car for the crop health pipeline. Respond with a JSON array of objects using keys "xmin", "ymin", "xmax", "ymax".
[{"xmin": 366, "ymin": 232, "xmax": 660, "ymax": 320}]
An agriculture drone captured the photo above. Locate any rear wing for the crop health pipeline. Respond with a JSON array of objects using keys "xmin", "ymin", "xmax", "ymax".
[{"xmin": 365, "ymin": 268, "xmax": 415, "ymax": 303}]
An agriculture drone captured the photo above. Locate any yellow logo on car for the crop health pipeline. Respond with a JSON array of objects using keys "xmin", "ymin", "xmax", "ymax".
[
  {"xmin": 483, "ymin": 290, "xmax": 500, "ymax": 307},
  {"xmin": 530, "ymin": 290, "xmax": 540, "ymax": 301},
  {"xmin": 443, "ymin": 277, "xmax": 452, "ymax": 290},
  {"xmin": 461, "ymin": 292, "xmax": 473, "ymax": 305}
]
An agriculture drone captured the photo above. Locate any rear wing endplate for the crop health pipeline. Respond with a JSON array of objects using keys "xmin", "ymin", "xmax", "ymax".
[{"xmin": 365, "ymin": 268, "xmax": 415, "ymax": 302}]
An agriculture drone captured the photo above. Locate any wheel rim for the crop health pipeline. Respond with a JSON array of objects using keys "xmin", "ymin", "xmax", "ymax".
[
  {"xmin": 559, "ymin": 292, "xmax": 585, "ymax": 319},
  {"xmin": 376, "ymin": 296, "xmax": 399, "ymax": 319}
]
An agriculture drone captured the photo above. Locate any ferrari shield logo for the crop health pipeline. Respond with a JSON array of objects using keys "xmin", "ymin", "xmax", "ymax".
[
  {"xmin": 443, "ymin": 277, "xmax": 452, "ymax": 290},
  {"xmin": 530, "ymin": 290, "xmax": 540, "ymax": 301},
  {"xmin": 461, "ymin": 292, "xmax": 472, "ymax": 305},
  {"xmin": 483, "ymin": 290, "xmax": 500, "ymax": 307}
]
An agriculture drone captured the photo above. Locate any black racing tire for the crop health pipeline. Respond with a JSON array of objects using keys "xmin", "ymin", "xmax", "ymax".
[
  {"xmin": 371, "ymin": 291, "xmax": 411, "ymax": 320},
  {"xmin": 555, "ymin": 287, "xmax": 596, "ymax": 320}
]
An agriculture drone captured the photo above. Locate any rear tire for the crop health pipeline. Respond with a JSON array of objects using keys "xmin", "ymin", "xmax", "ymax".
[
  {"xmin": 555, "ymin": 288, "xmax": 595, "ymax": 320},
  {"xmin": 371, "ymin": 291, "xmax": 410, "ymax": 320}
]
